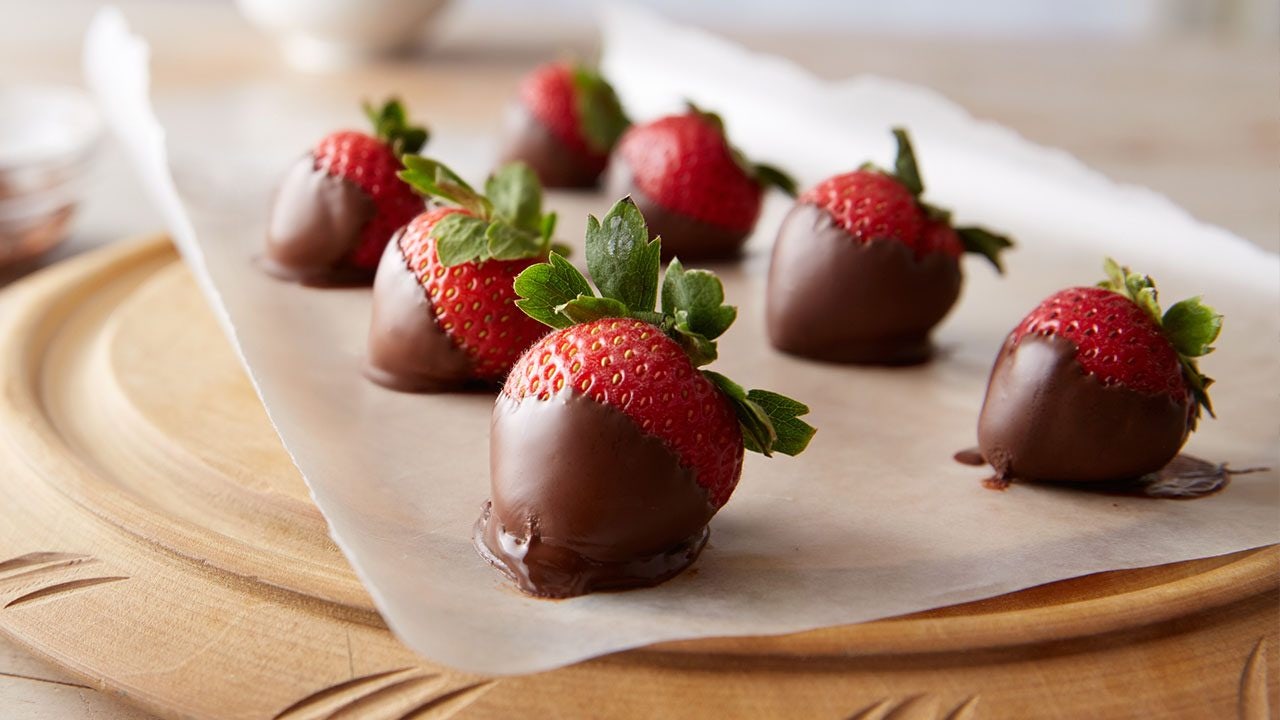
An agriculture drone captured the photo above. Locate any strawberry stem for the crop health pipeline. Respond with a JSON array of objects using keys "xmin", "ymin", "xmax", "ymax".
[
  {"xmin": 891, "ymin": 127, "xmax": 924, "ymax": 197},
  {"xmin": 363, "ymin": 98, "xmax": 429, "ymax": 157}
]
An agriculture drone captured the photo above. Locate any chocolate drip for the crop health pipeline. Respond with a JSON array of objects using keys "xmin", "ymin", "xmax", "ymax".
[
  {"xmin": 977, "ymin": 334, "xmax": 1190, "ymax": 483},
  {"xmin": 476, "ymin": 392, "xmax": 715, "ymax": 598},
  {"xmin": 766, "ymin": 203, "xmax": 962, "ymax": 365},
  {"xmin": 498, "ymin": 104, "xmax": 605, "ymax": 189},
  {"xmin": 604, "ymin": 162, "xmax": 751, "ymax": 262},
  {"xmin": 262, "ymin": 155, "xmax": 376, "ymax": 286},
  {"xmin": 364, "ymin": 232, "xmax": 483, "ymax": 392}
]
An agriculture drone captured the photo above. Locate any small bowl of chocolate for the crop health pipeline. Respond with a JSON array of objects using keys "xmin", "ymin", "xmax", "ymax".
[{"xmin": 0, "ymin": 85, "xmax": 102, "ymax": 269}]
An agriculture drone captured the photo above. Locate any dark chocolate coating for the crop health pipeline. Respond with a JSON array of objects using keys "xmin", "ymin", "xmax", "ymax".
[
  {"xmin": 364, "ymin": 232, "xmax": 482, "ymax": 392},
  {"xmin": 262, "ymin": 154, "xmax": 376, "ymax": 286},
  {"xmin": 498, "ymin": 104, "xmax": 605, "ymax": 189},
  {"xmin": 977, "ymin": 333, "xmax": 1191, "ymax": 483},
  {"xmin": 476, "ymin": 392, "xmax": 715, "ymax": 598},
  {"xmin": 604, "ymin": 162, "xmax": 750, "ymax": 262},
  {"xmin": 766, "ymin": 203, "xmax": 962, "ymax": 365}
]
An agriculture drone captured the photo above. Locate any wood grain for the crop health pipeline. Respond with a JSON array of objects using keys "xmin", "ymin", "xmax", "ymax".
[{"xmin": 0, "ymin": 235, "xmax": 1275, "ymax": 719}]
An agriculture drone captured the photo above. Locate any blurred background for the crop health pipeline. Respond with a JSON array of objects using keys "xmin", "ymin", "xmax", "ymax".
[
  {"xmin": 0, "ymin": 0, "xmax": 1276, "ymax": 280},
  {"xmin": 5, "ymin": 0, "xmax": 1277, "ymax": 282},
  {"xmin": 457, "ymin": 0, "xmax": 1280, "ymax": 38}
]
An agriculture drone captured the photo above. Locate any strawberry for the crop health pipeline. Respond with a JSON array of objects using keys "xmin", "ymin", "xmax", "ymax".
[
  {"xmin": 767, "ymin": 128, "xmax": 1013, "ymax": 365},
  {"xmin": 477, "ymin": 197, "xmax": 816, "ymax": 597},
  {"xmin": 800, "ymin": 171, "xmax": 925, "ymax": 250},
  {"xmin": 265, "ymin": 98, "xmax": 428, "ymax": 285},
  {"xmin": 800, "ymin": 128, "xmax": 1010, "ymax": 266},
  {"xmin": 365, "ymin": 158, "xmax": 559, "ymax": 390},
  {"xmin": 607, "ymin": 104, "xmax": 796, "ymax": 260},
  {"xmin": 503, "ymin": 62, "xmax": 630, "ymax": 188},
  {"xmin": 312, "ymin": 99, "xmax": 429, "ymax": 269},
  {"xmin": 507, "ymin": 317, "xmax": 747, "ymax": 506},
  {"xmin": 977, "ymin": 258, "xmax": 1222, "ymax": 483}
]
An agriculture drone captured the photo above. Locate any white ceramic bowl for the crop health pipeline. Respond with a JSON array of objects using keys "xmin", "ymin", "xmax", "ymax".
[
  {"xmin": 235, "ymin": 0, "xmax": 452, "ymax": 71},
  {"xmin": 0, "ymin": 84, "xmax": 101, "ymax": 268}
]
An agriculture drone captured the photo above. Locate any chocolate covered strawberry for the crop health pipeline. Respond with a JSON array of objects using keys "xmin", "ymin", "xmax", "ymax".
[
  {"xmin": 606, "ymin": 105, "xmax": 795, "ymax": 261},
  {"xmin": 365, "ymin": 158, "xmax": 559, "ymax": 392},
  {"xmin": 767, "ymin": 128, "xmax": 1013, "ymax": 364},
  {"xmin": 264, "ymin": 98, "xmax": 428, "ymax": 286},
  {"xmin": 474, "ymin": 197, "xmax": 816, "ymax": 598},
  {"xmin": 978, "ymin": 258, "xmax": 1221, "ymax": 483},
  {"xmin": 499, "ymin": 61, "xmax": 630, "ymax": 189}
]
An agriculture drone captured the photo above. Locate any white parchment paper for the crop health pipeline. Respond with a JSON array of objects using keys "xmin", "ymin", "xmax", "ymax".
[{"xmin": 85, "ymin": 5, "xmax": 1279, "ymax": 675}]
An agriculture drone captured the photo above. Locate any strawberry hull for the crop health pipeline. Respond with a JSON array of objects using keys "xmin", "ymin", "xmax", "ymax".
[
  {"xmin": 766, "ymin": 203, "xmax": 962, "ymax": 365},
  {"xmin": 604, "ymin": 162, "xmax": 751, "ymax": 262},
  {"xmin": 364, "ymin": 231, "xmax": 489, "ymax": 393},
  {"xmin": 978, "ymin": 334, "xmax": 1191, "ymax": 483},
  {"xmin": 262, "ymin": 154, "xmax": 378, "ymax": 286},
  {"xmin": 476, "ymin": 391, "xmax": 716, "ymax": 598},
  {"xmin": 498, "ymin": 103, "xmax": 606, "ymax": 189}
]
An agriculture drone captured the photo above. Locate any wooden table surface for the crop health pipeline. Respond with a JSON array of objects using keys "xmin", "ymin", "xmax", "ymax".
[{"xmin": 1, "ymin": 2, "xmax": 1276, "ymax": 717}]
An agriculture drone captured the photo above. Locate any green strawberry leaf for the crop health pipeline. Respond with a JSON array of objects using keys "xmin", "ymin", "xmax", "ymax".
[
  {"xmin": 685, "ymin": 100, "xmax": 725, "ymax": 134},
  {"xmin": 702, "ymin": 371, "xmax": 776, "ymax": 455},
  {"xmin": 660, "ymin": 258, "xmax": 737, "ymax": 341},
  {"xmin": 431, "ymin": 213, "xmax": 491, "ymax": 267},
  {"xmin": 956, "ymin": 226, "xmax": 1014, "ymax": 273},
  {"xmin": 1180, "ymin": 357, "xmax": 1216, "ymax": 425},
  {"xmin": 754, "ymin": 163, "xmax": 798, "ymax": 197},
  {"xmin": 401, "ymin": 158, "xmax": 559, "ymax": 264},
  {"xmin": 571, "ymin": 64, "xmax": 631, "ymax": 155},
  {"xmin": 744, "ymin": 389, "xmax": 816, "ymax": 457},
  {"xmin": 1162, "ymin": 296, "xmax": 1222, "ymax": 357},
  {"xmin": 364, "ymin": 97, "xmax": 429, "ymax": 156},
  {"xmin": 1164, "ymin": 295, "xmax": 1222, "ymax": 427},
  {"xmin": 699, "ymin": 373, "xmax": 816, "ymax": 457},
  {"xmin": 399, "ymin": 156, "xmax": 492, "ymax": 218},
  {"xmin": 486, "ymin": 221, "xmax": 543, "ymax": 261},
  {"xmin": 513, "ymin": 251, "xmax": 594, "ymax": 329},
  {"xmin": 542, "ymin": 213, "xmax": 559, "ymax": 245},
  {"xmin": 891, "ymin": 127, "xmax": 924, "ymax": 197},
  {"xmin": 585, "ymin": 197, "xmax": 661, "ymax": 313},
  {"xmin": 556, "ymin": 295, "xmax": 630, "ymax": 324},
  {"xmin": 668, "ymin": 316, "xmax": 719, "ymax": 367},
  {"xmin": 485, "ymin": 162, "xmax": 543, "ymax": 233},
  {"xmin": 1097, "ymin": 257, "xmax": 1223, "ymax": 426}
]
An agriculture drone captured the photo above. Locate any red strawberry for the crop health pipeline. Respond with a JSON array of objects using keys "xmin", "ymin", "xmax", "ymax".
[
  {"xmin": 502, "ymin": 62, "xmax": 629, "ymax": 188},
  {"xmin": 312, "ymin": 142, "xmax": 418, "ymax": 270},
  {"xmin": 920, "ymin": 218, "xmax": 965, "ymax": 257},
  {"xmin": 506, "ymin": 318, "xmax": 745, "ymax": 506},
  {"xmin": 800, "ymin": 170, "xmax": 925, "ymax": 251},
  {"xmin": 607, "ymin": 105, "xmax": 796, "ymax": 260},
  {"xmin": 1013, "ymin": 286, "xmax": 1187, "ymax": 400},
  {"xmin": 397, "ymin": 208, "xmax": 549, "ymax": 380},
  {"xmin": 365, "ymin": 159, "xmax": 558, "ymax": 392},
  {"xmin": 265, "ymin": 99, "xmax": 428, "ymax": 285},
  {"xmin": 767, "ymin": 128, "xmax": 1012, "ymax": 365},
  {"xmin": 476, "ymin": 197, "xmax": 815, "ymax": 597},
  {"xmin": 977, "ymin": 259, "xmax": 1221, "ymax": 483}
]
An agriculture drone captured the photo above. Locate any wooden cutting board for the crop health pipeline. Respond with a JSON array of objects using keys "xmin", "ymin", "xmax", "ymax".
[{"xmin": 0, "ymin": 235, "xmax": 1275, "ymax": 720}]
